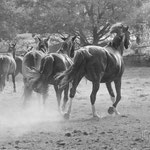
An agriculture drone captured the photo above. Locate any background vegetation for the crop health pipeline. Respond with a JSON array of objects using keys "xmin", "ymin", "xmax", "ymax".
[{"xmin": 0, "ymin": 0, "xmax": 150, "ymax": 52}]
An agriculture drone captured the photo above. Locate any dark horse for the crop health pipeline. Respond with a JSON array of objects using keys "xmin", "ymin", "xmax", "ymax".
[
  {"xmin": 56, "ymin": 23, "xmax": 130, "ymax": 119},
  {"xmin": 22, "ymin": 36, "xmax": 50, "ymax": 104},
  {"xmin": 25, "ymin": 35, "xmax": 76, "ymax": 111}
]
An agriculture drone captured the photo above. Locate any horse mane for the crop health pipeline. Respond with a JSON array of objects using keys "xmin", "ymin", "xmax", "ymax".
[
  {"xmin": 110, "ymin": 35, "xmax": 123, "ymax": 49},
  {"xmin": 109, "ymin": 22, "xmax": 124, "ymax": 34},
  {"xmin": 108, "ymin": 22, "xmax": 130, "ymax": 51}
]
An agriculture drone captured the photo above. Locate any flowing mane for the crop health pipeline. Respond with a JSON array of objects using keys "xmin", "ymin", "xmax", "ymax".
[{"xmin": 109, "ymin": 22, "xmax": 124, "ymax": 34}]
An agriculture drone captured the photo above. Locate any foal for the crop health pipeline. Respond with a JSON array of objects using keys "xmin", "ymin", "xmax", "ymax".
[{"xmin": 7, "ymin": 43, "xmax": 23, "ymax": 78}]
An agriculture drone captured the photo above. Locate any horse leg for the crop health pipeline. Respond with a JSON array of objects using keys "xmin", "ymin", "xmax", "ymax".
[
  {"xmin": 62, "ymin": 84, "xmax": 69, "ymax": 112},
  {"xmin": 64, "ymin": 75, "xmax": 83, "ymax": 119},
  {"xmin": 42, "ymin": 92, "xmax": 48, "ymax": 105},
  {"xmin": 12, "ymin": 74, "xmax": 16, "ymax": 92},
  {"xmin": 54, "ymin": 85, "xmax": 63, "ymax": 112},
  {"xmin": 109, "ymin": 78, "xmax": 122, "ymax": 115},
  {"xmin": 23, "ymin": 86, "xmax": 32, "ymax": 105},
  {"xmin": 23, "ymin": 78, "xmax": 32, "ymax": 106},
  {"xmin": 106, "ymin": 82, "xmax": 115, "ymax": 104},
  {"xmin": 1, "ymin": 75, "xmax": 6, "ymax": 91},
  {"xmin": 90, "ymin": 82, "xmax": 100, "ymax": 118},
  {"xmin": 7, "ymin": 75, "xmax": 9, "ymax": 81}
]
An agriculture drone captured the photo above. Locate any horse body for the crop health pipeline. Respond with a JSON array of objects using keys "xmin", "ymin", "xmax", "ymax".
[
  {"xmin": 47, "ymin": 53, "xmax": 73, "ymax": 84},
  {"xmin": 81, "ymin": 45, "xmax": 124, "ymax": 83},
  {"xmin": 26, "ymin": 35, "xmax": 76, "ymax": 111},
  {"xmin": 15, "ymin": 56, "xmax": 23, "ymax": 76},
  {"xmin": 32, "ymin": 53, "xmax": 71, "ymax": 87},
  {"xmin": 56, "ymin": 23, "xmax": 130, "ymax": 119},
  {"xmin": 22, "ymin": 36, "xmax": 50, "ymax": 103},
  {"xmin": 0, "ymin": 54, "xmax": 16, "ymax": 92}
]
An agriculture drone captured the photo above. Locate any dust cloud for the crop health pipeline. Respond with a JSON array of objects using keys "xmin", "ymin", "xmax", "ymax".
[{"xmin": 0, "ymin": 96, "xmax": 63, "ymax": 138}]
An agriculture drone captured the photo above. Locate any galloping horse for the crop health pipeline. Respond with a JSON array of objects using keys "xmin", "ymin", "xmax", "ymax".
[
  {"xmin": 0, "ymin": 43, "xmax": 17, "ymax": 92},
  {"xmin": 22, "ymin": 36, "xmax": 50, "ymax": 104},
  {"xmin": 25, "ymin": 35, "xmax": 76, "ymax": 111},
  {"xmin": 56, "ymin": 23, "xmax": 130, "ymax": 119}
]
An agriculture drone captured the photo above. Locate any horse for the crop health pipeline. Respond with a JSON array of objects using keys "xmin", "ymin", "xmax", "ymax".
[
  {"xmin": 22, "ymin": 36, "xmax": 50, "ymax": 104},
  {"xmin": 25, "ymin": 35, "xmax": 76, "ymax": 112},
  {"xmin": 7, "ymin": 43, "xmax": 23, "ymax": 79},
  {"xmin": 56, "ymin": 23, "xmax": 130, "ymax": 119},
  {"xmin": 0, "ymin": 43, "xmax": 17, "ymax": 92}
]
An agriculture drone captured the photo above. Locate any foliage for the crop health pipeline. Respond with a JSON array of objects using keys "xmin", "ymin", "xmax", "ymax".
[{"xmin": 0, "ymin": 0, "xmax": 149, "ymax": 46}]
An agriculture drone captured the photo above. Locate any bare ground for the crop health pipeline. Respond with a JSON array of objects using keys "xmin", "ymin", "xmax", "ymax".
[{"xmin": 0, "ymin": 67, "xmax": 150, "ymax": 150}]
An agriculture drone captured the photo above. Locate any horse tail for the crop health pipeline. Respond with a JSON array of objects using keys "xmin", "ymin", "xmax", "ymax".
[
  {"xmin": 40, "ymin": 55, "xmax": 54, "ymax": 76},
  {"xmin": 56, "ymin": 49, "xmax": 91, "ymax": 88}
]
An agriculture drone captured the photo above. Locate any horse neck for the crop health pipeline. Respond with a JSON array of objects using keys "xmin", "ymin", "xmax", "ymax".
[
  {"xmin": 36, "ymin": 46, "xmax": 47, "ymax": 54},
  {"xmin": 41, "ymin": 49, "xmax": 48, "ymax": 54},
  {"xmin": 119, "ymin": 35, "xmax": 126, "ymax": 56},
  {"xmin": 12, "ymin": 49, "xmax": 16, "ymax": 59},
  {"xmin": 57, "ymin": 48, "xmax": 70, "ymax": 57},
  {"xmin": 8, "ymin": 48, "xmax": 16, "ymax": 59}
]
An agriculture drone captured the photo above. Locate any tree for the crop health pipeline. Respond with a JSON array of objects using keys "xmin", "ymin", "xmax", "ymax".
[
  {"xmin": 0, "ymin": 0, "xmax": 18, "ymax": 40},
  {"xmin": 0, "ymin": 0, "xmax": 147, "ymax": 44}
]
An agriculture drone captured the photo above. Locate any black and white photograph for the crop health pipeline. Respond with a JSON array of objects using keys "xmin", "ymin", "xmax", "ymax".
[{"xmin": 0, "ymin": 0, "xmax": 150, "ymax": 150}]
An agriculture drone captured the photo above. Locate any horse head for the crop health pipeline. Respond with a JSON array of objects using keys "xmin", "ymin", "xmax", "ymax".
[
  {"xmin": 110, "ymin": 23, "xmax": 130, "ymax": 55},
  {"xmin": 109, "ymin": 22, "xmax": 124, "ymax": 35},
  {"xmin": 7, "ymin": 42, "xmax": 16, "ymax": 53},
  {"xmin": 57, "ymin": 35, "xmax": 77, "ymax": 58},
  {"xmin": 37, "ymin": 36, "xmax": 50, "ymax": 53},
  {"xmin": 122, "ymin": 26, "xmax": 130, "ymax": 49}
]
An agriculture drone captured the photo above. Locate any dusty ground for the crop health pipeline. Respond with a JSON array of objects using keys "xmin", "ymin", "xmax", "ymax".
[{"xmin": 0, "ymin": 67, "xmax": 150, "ymax": 150}]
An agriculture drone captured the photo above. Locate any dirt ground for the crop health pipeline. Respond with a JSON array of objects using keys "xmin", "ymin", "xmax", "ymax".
[{"xmin": 0, "ymin": 67, "xmax": 150, "ymax": 150}]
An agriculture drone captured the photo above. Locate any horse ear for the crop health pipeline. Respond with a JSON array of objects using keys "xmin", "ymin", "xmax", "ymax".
[
  {"xmin": 45, "ymin": 36, "xmax": 50, "ymax": 42},
  {"xmin": 126, "ymin": 26, "xmax": 129, "ymax": 31},
  {"xmin": 72, "ymin": 35, "xmax": 77, "ymax": 41},
  {"xmin": 123, "ymin": 25, "xmax": 129, "ymax": 32},
  {"xmin": 37, "ymin": 37, "xmax": 41, "ymax": 42}
]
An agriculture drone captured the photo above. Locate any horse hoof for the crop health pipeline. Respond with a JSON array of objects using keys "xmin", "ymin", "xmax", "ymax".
[
  {"xmin": 63, "ymin": 113, "xmax": 70, "ymax": 120},
  {"xmin": 93, "ymin": 115, "xmax": 100, "ymax": 120},
  {"xmin": 61, "ymin": 106, "xmax": 66, "ymax": 112},
  {"xmin": 108, "ymin": 107, "xmax": 114, "ymax": 115}
]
